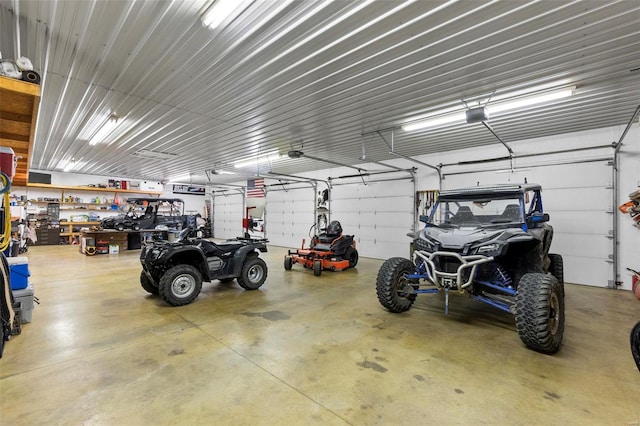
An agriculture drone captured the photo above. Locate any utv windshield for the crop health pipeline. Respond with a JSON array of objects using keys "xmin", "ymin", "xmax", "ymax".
[{"xmin": 429, "ymin": 197, "xmax": 523, "ymax": 227}]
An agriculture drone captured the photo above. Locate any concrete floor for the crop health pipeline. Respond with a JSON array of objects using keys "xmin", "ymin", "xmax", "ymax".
[{"xmin": 1, "ymin": 243, "xmax": 638, "ymax": 425}]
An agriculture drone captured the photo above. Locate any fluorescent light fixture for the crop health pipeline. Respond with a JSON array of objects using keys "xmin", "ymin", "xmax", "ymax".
[
  {"xmin": 168, "ymin": 174, "xmax": 191, "ymax": 183},
  {"xmin": 233, "ymin": 152, "xmax": 283, "ymax": 169},
  {"xmin": 62, "ymin": 160, "xmax": 86, "ymax": 172},
  {"xmin": 403, "ymin": 83, "xmax": 574, "ymax": 132},
  {"xmin": 489, "ymin": 88, "xmax": 574, "ymax": 114},
  {"xmin": 201, "ymin": 0, "xmax": 249, "ymax": 30},
  {"xmin": 402, "ymin": 112, "xmax": 466, "ymax": 132},
  {"xmin": 132, "ymin": 149, "xmax": 177, "ymax": 160},
  {"xmin": 89, "ymin": 114, "xmax": 121, "ymax": 146},
  {"xmin": 215, "ymin": 169, "xmax": 236, "ymax": 175}
]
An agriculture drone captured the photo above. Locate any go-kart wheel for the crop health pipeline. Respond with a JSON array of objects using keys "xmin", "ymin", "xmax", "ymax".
[
  {"xmin": 158, "ymin": 265, "xmax": 203, "ymax": 306},
  {"xmin": 237, "ymin": 256, "xmax": 268, "ymax": 290},
  {"xmin": 346, "ymin": 247, "xmax": 358, "ymax": 268},
  {"xmin": 140, "ymin": 271, "xmax": 158, "ymax": 295},
  {"xmin": 284, "ymin": 256, "xmax": 293, "ymax": 271},
  {"xmin": 313, "ymin": 260, "xmax": 322, "ymax": 276},
  {"xmin": 376, "ymin": 257, "xmax": 417, "ymax": 312},
  {"xmin": 515, "ymin": 273, "xmax": 564, "ymax": 354}
]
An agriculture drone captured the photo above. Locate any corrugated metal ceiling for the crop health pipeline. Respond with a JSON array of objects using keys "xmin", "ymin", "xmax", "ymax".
[{"xmin": 1, "ymin": 0, "xmax": 638, "ymax": 184}]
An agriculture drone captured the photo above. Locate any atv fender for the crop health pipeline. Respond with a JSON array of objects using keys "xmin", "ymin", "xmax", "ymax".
[
  {"xmin": 230, "ymin": 246, "xmax": 260, "ymax": 276},
  {"xmin": 162, "ymin": 246, "xmax": 211, "ymax": 282}
]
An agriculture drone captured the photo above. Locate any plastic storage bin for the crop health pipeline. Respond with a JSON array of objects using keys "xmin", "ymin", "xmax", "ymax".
[
  {"xmin": 7, "ymin": 256, "xmax": 30, "ymax": 290},
  {"xmin": 12, "ymin": 282, "xmax": 34, "ymax": 323}
]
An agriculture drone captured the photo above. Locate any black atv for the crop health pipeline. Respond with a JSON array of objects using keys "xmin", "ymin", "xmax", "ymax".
[
  {"xmin": 140, "ymin": 228, "xmax": 268, "ymax": 306},
  {"xmin": 376, "ymin": 183, "xmax": 565, "ymax": 354}
]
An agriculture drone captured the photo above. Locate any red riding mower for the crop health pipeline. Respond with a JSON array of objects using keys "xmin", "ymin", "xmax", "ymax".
[{"xmin": 284, "ymin": 221, "xmax": 358, "ymax": 276}]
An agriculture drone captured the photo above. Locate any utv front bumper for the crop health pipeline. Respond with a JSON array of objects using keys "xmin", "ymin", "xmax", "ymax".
[{"xmin": 412, "ymin": 250, "xmax": 494, "ymax": 291}]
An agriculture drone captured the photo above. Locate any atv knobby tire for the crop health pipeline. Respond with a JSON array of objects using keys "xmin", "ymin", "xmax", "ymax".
[
  {"xmin": 140, "ymin": 271, "xmax": 159, "ymax": 295},
  {"xmin": 313, "ymin": 260, "xmax": 322, "ymax": 276},
  {"xmin": 346, "ymin": 247, "xmax": 359, "ymax": 268},
  {"xmin": 376, "ymin": 257, "xmax": 417, "ymax": 313},
  {"xmin": 158, "ymin": 264, "xmax": 203, "ymax": 306},
  {"xmin": 631, "ymin": 321, "xmax": 640, "ymax": 372},
  {"xmin": 515, "ymin": 273, "xmax": 564, "ymax": 354},
  {"xmin": 237, "ymin": 256, "xmax": 267, "ymax": 290}
]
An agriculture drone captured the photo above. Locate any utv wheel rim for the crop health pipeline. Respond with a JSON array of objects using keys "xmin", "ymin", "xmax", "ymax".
[
  {"xmin": 248, "ymin": 265, "xmax": 264, "ymax": 283},
  {"xmin": 172, "ymin": 274, "xmax": 196, "ymax": 296},
  {"xmin": 549, "ymin": 292, "xmax": 560, "ymax": 334}
]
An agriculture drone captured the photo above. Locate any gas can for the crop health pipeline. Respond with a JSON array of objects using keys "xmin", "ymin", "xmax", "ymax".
[{"xmin": 0, "ymin": 147, "xmax": 16, "ymax": 181}]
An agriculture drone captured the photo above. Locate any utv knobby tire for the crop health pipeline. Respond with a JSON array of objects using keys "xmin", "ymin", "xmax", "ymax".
[
  {"xmin": 631, "ymin": 321, "xmax": 640, "ymax": 372},
  {"xmin": 346, "ymin": 247, "xmax": 359, "ymax": 268},
  {"xmin": 284, "ymin": 256, "xmax": 293, "ymax": 271},
  {"xmin": 313, "ymin": 260, "xmax": 322, "ymax": 276},
  {"xmin": 237, "ymin": 257, "xmax": 267, "ymax": 290},
  {"xmin": 158, "ymin": 265, "xmax": 203, "ymax": 306},
  {"xmin": 376, "ymin": 257, "xmax": 417, "ymax": 313},
  {"xmin": 515, "ymin": 273, "xmax": 564, "ymax": 354},
  {"xmin": 140, "ymin": 271, "xmax": 159, "ymax": 295},
  {"xmin": 548, "ymin": 253, "xmax": 565, "ymax": 297}
]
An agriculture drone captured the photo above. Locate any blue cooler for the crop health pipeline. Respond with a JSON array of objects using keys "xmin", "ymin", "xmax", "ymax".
[{"xmin": 7, "ymin": 256, "xmax": 30, "ymax": 290}]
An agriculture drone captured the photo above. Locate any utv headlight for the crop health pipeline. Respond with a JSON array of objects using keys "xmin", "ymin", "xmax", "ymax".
[
  {"xmin": 476, "ymin": 243, "xmax": 501, "ymax": 255},
  {"xmin": 414, "ymin": 237, "xmax": 437, "ymax": 253}
]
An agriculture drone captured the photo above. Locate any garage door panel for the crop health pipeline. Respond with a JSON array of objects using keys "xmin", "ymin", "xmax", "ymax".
[
  {"xmin": 550, "ymin": 211, "xmax": 611, "ymax": 235},
  {"xmin": 543, "ymin": 187, "xmax": 610, "ymax": 211},
  {"xmin": 562, "ymin": 255, "xmax": 610, "ymax": 287}
]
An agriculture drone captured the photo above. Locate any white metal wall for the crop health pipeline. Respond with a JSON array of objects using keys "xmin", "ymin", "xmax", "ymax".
[
  {"xmin": 212, "ymin": 192, "xmax": 244, "ymax": 240},
  {"xmin": 330, "ymin": 179, "xmax": 414, "ymax": 259},
  {"xmin": 443, "ymin": 160, "xmax": 612, "ymax": 287},
  {"xmin": 265, "ymin": 186, "xmax": 316, "ymax": 248}
]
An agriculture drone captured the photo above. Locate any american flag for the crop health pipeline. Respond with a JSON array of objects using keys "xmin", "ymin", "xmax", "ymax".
[{"xmin": 246, "ymin": 178, "xmax": 265, "ymax": 198}]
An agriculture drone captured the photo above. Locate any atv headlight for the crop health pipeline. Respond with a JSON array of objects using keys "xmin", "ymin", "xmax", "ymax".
[
  {"xmin": 414, "ymin": 237, "xmax": 437, "ymax": 253},
  {"xmin": 146, "ymin": 248, "xmax": 162, "ymax": 261}
]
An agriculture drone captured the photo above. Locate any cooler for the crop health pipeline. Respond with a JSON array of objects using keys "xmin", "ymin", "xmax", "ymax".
[
  {"xmin": 12, "ymin": 282, "xmax": 35, "ymax": 323},
  {"xmin": 7, "ymin": 256, "xmax": 30, "ymax": 290}
]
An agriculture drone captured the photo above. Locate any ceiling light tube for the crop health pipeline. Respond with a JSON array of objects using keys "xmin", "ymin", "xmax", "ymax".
[
  {"xmin": 201, "ymin": 0, "xmax": 248, "ymax": 30},
  {"xmin": 402, "ymin": 112, "xmax": 466, "ymax": 132},
  {"xmin": 233, "ymin": 153, "xmax": 283, "ymax": 169},
  {"xmin": 489, "ymin": 87, "xmax": 575, "ymax": 114},
  {"xmin": 90, "ymin": 114, "xmax": 120, "ymax": 146}
]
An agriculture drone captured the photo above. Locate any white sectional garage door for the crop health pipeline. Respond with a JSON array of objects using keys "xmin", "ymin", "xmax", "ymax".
[
  {"xmin": 212, "ymin": 192, "xmax": 244, "ymax": 240},
  {"xmin": 444, "ymin": 160, "xmax": 612, "ymax": 287},
  {"xmin": 330, "ymin": 179, "xmax": 414, "ymax": 260},
  {"xmin": 265, "ymin": 186, "xmax": 316, "ymax": 248}
]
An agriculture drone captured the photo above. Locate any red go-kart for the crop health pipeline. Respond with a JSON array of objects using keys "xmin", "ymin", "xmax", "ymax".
[{"xmin": 284, "ymin": 221, "xmax": 358, "ymax": 276}]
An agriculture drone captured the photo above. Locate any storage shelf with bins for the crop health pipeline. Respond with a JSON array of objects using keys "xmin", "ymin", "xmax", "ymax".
[{"xmin": 26, "ymin": 184, "xmax": 163, "ymax": 244}]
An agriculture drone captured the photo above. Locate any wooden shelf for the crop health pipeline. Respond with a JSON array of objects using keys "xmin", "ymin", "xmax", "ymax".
[
  {"xmin": 59, "ymin": 221, "xmax": 101, "ymax": 243},
  {"xmin": 27, "ymin": 183, "xmax": 162, "ymax": 195},
  {"xmin": 0, "ymin": 76, "xmax": 41, "ymax": 186}
]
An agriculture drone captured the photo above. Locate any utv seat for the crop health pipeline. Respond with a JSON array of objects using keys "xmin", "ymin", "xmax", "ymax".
[
  {"xmin": 451, "ymin": 206, "xmax": 475, "ymax": 224},
  {"xmin": 501, "ymin": 204, "xmax": 521, "ymax": 221}
]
